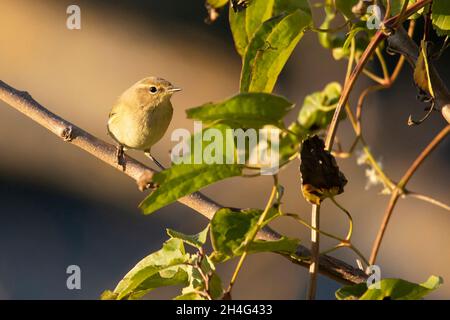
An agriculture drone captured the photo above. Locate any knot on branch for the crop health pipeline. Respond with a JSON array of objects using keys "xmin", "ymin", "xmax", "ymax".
[
  {"xmin": 137, "ymin": 170, "xmax": 157, "ymax": 191},
  {"xmin": 60, "ymin": 125, "xmax": 74, "ymax": 142},
  {"xmin": 18, "ymin": 90, "xmax": 32, "ymax": 100}
]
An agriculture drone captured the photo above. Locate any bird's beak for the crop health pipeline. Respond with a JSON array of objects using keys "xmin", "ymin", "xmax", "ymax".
[{"xmin": 168, "ymin": 86, "xmax": 182, "ymax": 93}]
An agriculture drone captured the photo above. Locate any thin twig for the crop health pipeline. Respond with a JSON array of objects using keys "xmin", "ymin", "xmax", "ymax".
[
  {"xmin": 404, "ymin": 191, "xmax": 450, "ymax": 212},
  {"xmin": 369, "ymin": 125, "xmax": 450, "ymax": 265},
  {"xmin": 330, "ymin": 197, "xmax": 353, "ymax": 241}
]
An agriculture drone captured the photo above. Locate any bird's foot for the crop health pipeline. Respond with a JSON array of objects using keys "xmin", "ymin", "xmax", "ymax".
[{"xmin": 116, "ymin": 145, "xmax": 126, "ymax": 171}]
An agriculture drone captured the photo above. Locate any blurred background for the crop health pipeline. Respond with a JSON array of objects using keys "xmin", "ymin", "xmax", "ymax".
[{"xmin": 0, "ymin": 0, "xmax": 448, "ymax": 299}]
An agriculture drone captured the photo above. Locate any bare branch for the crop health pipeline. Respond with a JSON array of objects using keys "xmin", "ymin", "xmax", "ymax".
[{"xmin": 0, "ymin": 79, "xmax": 368, "ymax": 285}]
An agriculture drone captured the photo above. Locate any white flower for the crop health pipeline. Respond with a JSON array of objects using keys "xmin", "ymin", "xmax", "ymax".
[
  {"xmin": 356, "ymin": 149, "xmax": 390, "ymax": 194},
  {"xmin": 356, "ymin": 150, "xmax": 368, "ymax": 166},
  {"xmin": 364, "ymin": 167, "xmax": 382, "ymax": 190}
]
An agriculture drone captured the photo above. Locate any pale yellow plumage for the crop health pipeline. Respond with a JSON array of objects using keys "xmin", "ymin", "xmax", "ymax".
[{"xmin": 107, "ymin": 77, "xmax": 180, "ymax": 168}]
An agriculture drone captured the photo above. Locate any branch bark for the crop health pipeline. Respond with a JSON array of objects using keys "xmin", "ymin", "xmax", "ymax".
[{"xmin": 0, "ymin": 79, "xmax": 368, "ymax": 285}]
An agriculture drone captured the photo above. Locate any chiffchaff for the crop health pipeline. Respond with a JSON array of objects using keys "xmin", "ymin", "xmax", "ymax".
[{"xmin": 107, "ymin": 77, "xmax": 181, "ymax": 169}]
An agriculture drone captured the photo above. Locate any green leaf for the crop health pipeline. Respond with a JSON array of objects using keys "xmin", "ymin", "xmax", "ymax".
[
  {"xmin": 208, "ymin": 272, "xmax": 224, "ymax": 299},
  {"xmin": 167, "ymin": 225, "xmax": 210, "ymax": 249},
  {"xmin": 139, "ymin": 163, "xmax": 243, "ymax": 215},
  {"xmin": 210, "ymin": 208, "xmax": 300, "ymax": 262},
  {"xmin": 100, "ymin": 290, "xmax": 118, "ymax": 300},
  {"xmin": 207, "ymin": 0, "xmax": 229, "ymax": 9},
  {"xmin": 229, "ymin": 3, "xmax": 250, "ymax": 57},
  {"xmin": 180, "ymin": 255, "xmax": 224, "ymax": 300},
  {"xmin": 432, "ymin": 0, "xmax": 450, "ymax": 36},
  {"xmin": 335, "ymin": 283, "xmax": 367, "ymax": 300},
  {"xmin": 128, "ymin": 268, "xmax": 188, "ymax": 300},
  {"xmin": 317, "ymin": 5, "xmax": 370, "ymax": 61},
  {"xmin": 336, "ymin": 276, "xmax": 443, "ymax": 300},
  {"xmin": 171, "ymin": 121, "xmax": 283, "ymax": 172},
  {"xmin": 229, "ymin": 0, "xmax": 275, "ymax": 57},
  {"xmin": 318, "ymin": 5, "xmax": 339, "ymax": 50},
  {"xmin": 211, "ymin": 208, "xmax": 264, "ymax": 260},
  {"xmin": 360, "ymin": 276, "xmax": 443, "ymax": 300},
  {"xmin": 110, "ymin": 239, "xmax": 190, "ymax": 300},
  {"xmin": 248, "ymin": 238, "xmax": 300, "ymax": 254},
  {"xmin": 342, "ymin": 27, "xmax": 366, "ymax": 51},
  {"xmin": 186, "ymin": 93, "xmax": 294, "ymax": 128},
  {"xmin": 172, "ymin": 123, "xmax": 236, "ymax": 166},
  {"xmin": 229, "ymin": 0, "xmax": 310, "ymax": 57},
  {"xmin": 278, "ymin": 123, "xmax": 302, "ymax": 164},
  {"xmin": 240, "ymin": 9, "xmax": 311, "ymax": 93},
  {"xmin": 245, "ymin": 0, "xmax": 276, "ymax": 46},
  {"xmin": 297, "ymin": 82, "xmax": 344, "ymax": 131}
]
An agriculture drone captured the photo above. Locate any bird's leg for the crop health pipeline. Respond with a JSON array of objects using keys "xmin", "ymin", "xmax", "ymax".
[
  {"xmin": 116, "ymin": 145, "xmax": 126, "ymax": 171},
  {"xmin": 144, "ymin": 150, "xmax": 165, "ymax": 170}
]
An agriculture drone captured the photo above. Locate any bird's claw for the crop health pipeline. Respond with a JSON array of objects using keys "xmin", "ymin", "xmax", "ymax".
[{"xmin": 116, "ymin": 145, "xmax": 126, "ymax": 171}]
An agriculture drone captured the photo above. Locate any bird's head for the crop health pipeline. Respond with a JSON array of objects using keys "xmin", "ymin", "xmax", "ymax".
[{"xmin": 125, "ymin": 76, "xmax": 181, "ymax": 107}]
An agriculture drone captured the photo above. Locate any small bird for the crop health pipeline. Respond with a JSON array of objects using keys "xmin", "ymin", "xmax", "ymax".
[{"xmin": 107, "ymin": 77, "xmax": 181, "ymax": 170}]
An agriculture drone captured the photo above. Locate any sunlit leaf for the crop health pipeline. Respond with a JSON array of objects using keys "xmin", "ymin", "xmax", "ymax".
[
  {"xmin": 229, "ymin": 3, "xmax": 250, "ymax": 56},
  {"xmin": 106, "ymin": 239, "xmax": 190, "ymax": 300},
  {"xmin": 240, "ymin": 9, "xmax": 311, "ymax": 93},
  {"xmin": 432, "ymin": 0, "xmax": 450, "ymax": 36},
  {"xmin": 336, "ymin": 276, "xmax": 443, "ymax": 300},
  {"xmin": 167, "ymin": 225, "xmax": 210, "ymax": 249},
  {"xmin": 414, "ymin": 40, "xmax": 433, "ymax": 96},
  {"xmin": 335, "ymin": 283, "xmax": 367, "ymax": 300},
  {"xmin": 245, "ymin": 0, "xmax": 276, "ymax": 46},
  {"xmin": 139, "ymin": 164, "xmax": 243, "ymax": 215},
  {"xmin": 229, "ymin": 0, "xmax": 275, "ymax": 57},
  {"xmin": 229, "ymin": 0, "xmax": 310, "ymax": 57},
  {"xmin": 186, "ymin": 93, "xmax": 294, "ymax": 128},
  {"xmin": 298, "ymin": 82, "xmax": 344, "ymax": 131},
  {"xmin": 317, "ymin": 8, "xmax": 370, "ymax": 60},
  {"xmin": 210, "ymin": 208, "xmax": 300, "ymax": 262},
  {"xmin": 100, "ymin": 290, "xmax": 118, "ymax": 300},
  {"xmin": 180, "ymin": 255, "xmax": 223, "ymax": 300},
  {"xmin": 318, "ymin": 4, "xmax": 340, "ymax": 50}
]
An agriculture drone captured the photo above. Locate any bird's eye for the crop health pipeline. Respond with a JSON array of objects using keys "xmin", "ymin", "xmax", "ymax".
[{"xmin": 149, "ymin": 86, "xmax": 158, "ymax": 94}]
